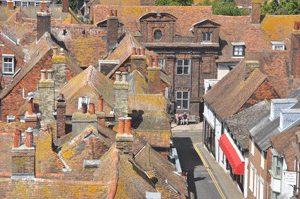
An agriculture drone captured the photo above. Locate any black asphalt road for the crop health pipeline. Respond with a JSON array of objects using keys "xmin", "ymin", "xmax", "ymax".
[{"xmin": 172, "ymin": 131, "xmax": 222, "ymax": 199}]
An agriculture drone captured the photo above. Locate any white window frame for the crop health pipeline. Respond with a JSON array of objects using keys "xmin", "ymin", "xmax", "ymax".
[
  {"xmin": 251, "ymin": 137, "xmax": 255, "ymax": 156},
  {"xmin": 21, "ymin": 1, "xmax": 28, "ymax": 6},
  {"xmin": 201, "ymin": 32, "xmax": 212, "ymax": 43},
  {"xmin": 7, "ymin": 115, "xmax": 15, "ymax": 123},
  {"xmin": 176, "ymin": 59, "xmax": 190, "ymax": 75},
  {"xmin": 271, "ymin": 41, "xmax": 285, "ymax": 50},
  {"xmin": 2, "ymin": 54, "xmax": 14, "ymax": 75},
  {"xmin": 35, "ymin": 2, "xmax": 40, "ymax": 6},
  {"xmin": 259, "ymin": 177, "xmax": 264, "ymax": 199},
  {"xmin": 78, "ymin": 97, "xmax": 90, "ymax": 110},
  {"xmin": 261, "ymin": 151, "xmax": 265, "ymax": 170},
  {"xmin": 231, "ymin": 42, "xmax": 245, "ymax": 57},
  {"xmin": 254, "ymin": 169, "xmax": 257, "ymax": 197},
  {"xmin": 271, "ymin": 155, "xmax": 283, "ymax": 179},
  {"xmin": 152, "ymin": 58, "xmax": 165, "ymax": 70},
  {"xmin": 176, "ymin": 91, "xmax": 189, "ymax": 110},
  {"xmin": 250, "ymin": 163, "xmax": 254, "ymax": 191}
]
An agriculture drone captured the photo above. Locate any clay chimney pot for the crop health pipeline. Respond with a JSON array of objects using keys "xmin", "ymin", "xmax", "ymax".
[
  {"xmin": 155, "ymin": 55, "xmax": 158, "ymax": 67},
  {"xmin": 118, "ymin": 117, "xmax": 125, "ymax": 135},
  {"xmin": 82, "ymin": 103, "xmax": 87, "ymax": 113},
  {"xmin": 25, "ymin": 128, "xmax": 33, "ymax": 148},
  {"xmin": 89, "ymin": 103, "xmax": 95, "ymax": 114},
  {"xmin": 27, "ymin": 98, "xmax": 34, "ymax": 115},
  {"xmin": 108, "ymin": 9, "xmax": 113, "ymax": 16},
  {"xmin": 141, "ymin": 47, "xmax": 145, "ymax": 56},
  {"xmin": 149, "ymin": 56, "xmax": 153, "ymax": 68},
  {"xmin": 125, "ymin": 117, "xmax": 131, "ymax": 135},
  {"xmin": 113, "ymin": 10, "xmax": 117, "ymax": 17},
  {"xmin": 132, "ymin": 47, "xmax": 136, "ymax": 55},
  {"xmin": 98, "ymin": 96, "xmax": 103, "ymax": 112},
  {"xmin": 14, "ymin": 129, "xmax": 22, "ymax": 148},
  {"xmin": 137, "ymin": 48, "xmax": 141, "ymax": 55}
]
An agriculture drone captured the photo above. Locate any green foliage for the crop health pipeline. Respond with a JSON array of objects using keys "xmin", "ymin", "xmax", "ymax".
[
  {"xmin": 69, "ymin": 0, "xmax": 77, "ymax": 13},
  {"xmin": 196, "ymin": 0, "xmax": 249, "ymax": 16},
  {"xmin": 155, "ymin": 0, "xmax": 193, "ymax": 6},
  {"xmin": 261, "ymin": 0, "xmax": 300, "ymax": 15}
]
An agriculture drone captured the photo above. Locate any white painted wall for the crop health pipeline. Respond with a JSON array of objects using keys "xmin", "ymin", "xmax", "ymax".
[
  {"xmin": 281, "ymin": 159, "xmax": 294, "ymax": 198},
  {"xmin": 244, "ymin": 154, "xmax": 249, "ymax": 198},
  {"xmin": 217, "ymin": 64, "xmax": 231, "ymax": 80}
]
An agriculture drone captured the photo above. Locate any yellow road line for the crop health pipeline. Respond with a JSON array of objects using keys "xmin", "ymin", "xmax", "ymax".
[{"xmin": 193, "ymin": 142, "xmax": 226, "ymax": 199}]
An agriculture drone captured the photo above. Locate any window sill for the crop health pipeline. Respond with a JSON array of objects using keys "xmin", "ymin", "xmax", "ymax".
[
  {"xmin": 2, "ymin": 74, "xmax": 14, "ymax": 76},
  {"xmin": 232, "ymin": 56, "xmax": 244, "ymax": 58},
  {"xmin": 176, "ymin": 74, "xmax": 190, "ymax": 76}
]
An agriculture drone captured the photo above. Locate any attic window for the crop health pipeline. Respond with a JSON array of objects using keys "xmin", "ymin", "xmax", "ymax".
[
  {"xmin": 232, "ymin": 42, "xmax": 245, "ymax": 57},
  {"xmin": 271, "ymin": 41, "xmax": 285, "ymax": 50},
  {"xmin": 63, "ymin": 29, "xmax": 67, "ymax": 36},
  {"xmin": 202, "ymin": 32, "xmax": 212, "ymax": 43},
  {"xmin": 2, "ymin": 54, "xmax": 14, "ymax": 75}
]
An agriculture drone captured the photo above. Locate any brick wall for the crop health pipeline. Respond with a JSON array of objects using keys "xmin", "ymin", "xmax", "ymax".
[
  {"xmin": 1, "ymin": 50, "xmax": 53, "ymax": 122},
  {"xmin": 11, "ymin": 148, "xmax": 35, "ymax": 176},
  {"xmin": 248, "ymin": 137, "xmax": 272, "ymax": 199},
  {"xmin": 252, "ymin": 1, "xmax": 261, "ymax": 24},
  {"xmin": 239, "ymin": 79, "xmax": 280, "ymax": 112},
  {"xmin": 148, "ymin": 67, "xmax": 161, "ymax": 94},
  {"xmin": 291, "ymin": 33, "xmax": 300, "ymax": 77},
  {"xmin": 37, "ymin": 12, "xmax": 51, "ymax": 41}
]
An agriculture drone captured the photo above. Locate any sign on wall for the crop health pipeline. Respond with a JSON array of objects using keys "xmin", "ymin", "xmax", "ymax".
[{"xmin": 284, "ymin": 171, "xmax": 297, "ymax": 185}]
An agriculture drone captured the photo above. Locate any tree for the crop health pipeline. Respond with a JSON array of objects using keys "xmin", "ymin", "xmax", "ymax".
[
  {"xmin": 156, "ymin": 0, "xmax": 193, "ymax": 6},
  {"xmin": 69, "ymin": 0, "xmax": 77, "ymax": 13},
  {"xmin": 261, "ymin": 0, "xmax": 300, "ymax": 15}
]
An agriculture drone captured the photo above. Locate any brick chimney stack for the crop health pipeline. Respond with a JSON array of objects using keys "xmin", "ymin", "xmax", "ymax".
[
  {"xmin": 116, "ymin": 117, "xmax": 134, "ymax": 160},
  {"xmin": 56, "ymin": 93, "xmax": 66, "ymax": 138},
  {"xmin": 107, "ymin": 9, "xmax": 119, "ymax": 52},
  {"xmin": 7, "ymin": 0, "xmax": 14, "ymax": 11},
  {"xmin": 131, "ymin": 47, "xmax": 148, "ymax": 77},
  {"xmin": 12, "ymin": 128, "xmax": 35, "ymax": 179},
  {"xmin": 291, "ymin": 21, "xmax": 300, "ymax": 77},
  {"xmin": 252, "ymin": 0, "xmax": 261, "ymax": 25},
  {"xmin": 114, "ymin": 72, "xmax": 129, "ymax": 121},
  {"xmin": 25, "ymin": 98, "xmax": 38, "ymax": 129},
  {"xmin": 97, "ymin": 95, "xmax": 106, "ymax": 126},
  {"xmin": 244, "ymin": 60, "xmax": 260, "ymax": 80},
  {"xmin": 37, "ymin": 9, "xmax": 51, "ymax": 41},
  {"xmin": 62, "ymin": 0, "xmax": 69, "ymax": 13},
  {"xmin": 39, "ymin": 69, "xmax": 55, "ymax": 124},
  {"xmin": 147, "ymin": 55, "xmax": 161, "ymax": 94}
]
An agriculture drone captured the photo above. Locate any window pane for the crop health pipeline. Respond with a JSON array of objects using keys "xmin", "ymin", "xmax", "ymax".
[
  {"xmin": 202, "ymin": 32, "xmax": 206, "ymax": 41},
  {"xmin": 183, "ymin": 92, "xmax": 188, "ymax": 99},
  {"xmin": 184, "ymin": 66, "xmax": 189, "ymax": 74},
  {"xmin": 177, "ymin": 66, "xmax": 182, "ymax": 74},
  {"xmin": 184, "ymin": 59, "xmax": 189, "ymax": 66},
  {"xmin": 177, "ymin": 59, "xmax": 183, "ymax": 66},
  {"xmin": 207, "ymin": 33, "xmax": 211, "ymax": 41},
  {"xmin": 176, "ymin": 92, "xmax": 182, "ymax": 99},
  {"xmin": 176, "ymin": 100, "xmax": 181, "ymax": 109},
  {"xmin": 183, "ymin": 100, "xmax": 188, "ymax": 109}
]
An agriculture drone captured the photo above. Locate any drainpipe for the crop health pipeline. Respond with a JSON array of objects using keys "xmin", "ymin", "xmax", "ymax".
[{"xmin": 189, "ymin": 51, "xmax": 193, "ymax": 116}]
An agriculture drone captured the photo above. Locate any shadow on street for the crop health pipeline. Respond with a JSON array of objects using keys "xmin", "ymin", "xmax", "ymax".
[{"xmin": 172, "ymin": 137, "xmax": 203, "ymax": 199}]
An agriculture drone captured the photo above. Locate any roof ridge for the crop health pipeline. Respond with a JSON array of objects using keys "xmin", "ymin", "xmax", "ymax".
[{"xmin": 107, "ymin": 149, "xmax": 119, "ymax": 199}]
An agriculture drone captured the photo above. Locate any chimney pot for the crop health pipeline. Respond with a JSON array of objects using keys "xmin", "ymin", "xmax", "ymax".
[
  {"xmin": 294, "ymin": 21, "xmax": 299, "ymax": 30},
  {"xmin": 115, "ymin": 71, "xmax": 121, "ymax": 82},
  {"xmin": 39, "ymin": 8, "xmax": 43, "ymax": 12},
  {"xmin": 41, "ymin": 69, "xmax": 46, "ymax": 80},
  {"xmin": 45, "ymin": 9, "xmax": 49, "ymax": 14},
  {"xmin": 27, "ymin": 98, "xmax": 34, "ymax": 115},
  {"xmin": 14, "ymin": 129, "xmax": 22, "ymax": 148},
  {"xmin": 89, "ymin": 103, "xmax": 95, "ymax": 114},
  {"xmin": 108, "ymin": 9, "xmax": 113, "ymax": 16},
  {"xmin": 137, "ymin": 48, "xmax": 141, "ymax": 55},
  {"xmin": 47, "ymin": 69, "xmax": 53, "ymax": 80},
  {"xmin": 118, "ymin": 117, "xmax": 125, "ymax": 135},
  {"xmin": 141, "ymin": 47, "xmax": 145, "ymax": 55},
  {"xmin": 25, "ymin": 128, "xmax": 33, "ymax": 148},
  {"xmin": 155, "ymin": 55, "xmax": 158, "ymax": 67},
  {"xmin": 132, "ymin": 47, "xmax": 136, "ymax": 55},
  {"xmin": 82, "ymin": 103, "xmax": 87, "ymax": 113},
  {"xmin": 122, "ymin": 72, "xmax": 128, "ymax": 82},
  {"xmin": 59, "ymin": 93, "xmax": 64, "ymax": 99},
  {"xmin": 113, "ymin": 10, "xmax": 117, "ymax": 17},
  {"xmin": 149, "ymin": 56, "xmax": 153, "ymax": 68},
  {"xmin": 98, "ymin": 95, "xmax": 103, "ymax": 112},
  {"xmin": 125, "ymin": 117, "xmax": 131, "ymax": 135}
]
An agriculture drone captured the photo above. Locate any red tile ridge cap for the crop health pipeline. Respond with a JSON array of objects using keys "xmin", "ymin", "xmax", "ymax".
[{"xmin": 107, "ymin": 149, "xmax": 119, "ymax": 199}]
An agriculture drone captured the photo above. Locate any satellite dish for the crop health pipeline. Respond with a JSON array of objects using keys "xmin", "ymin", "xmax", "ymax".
[
  {"xmin": 102, "ymin": 36, "xmax": 107, "ymax": 40},
  {"xmin": 108, "ymin": 42, "xmax": 117, "ymax": 50}
]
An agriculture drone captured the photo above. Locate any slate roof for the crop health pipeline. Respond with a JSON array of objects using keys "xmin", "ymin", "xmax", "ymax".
[
  {"xmin": 203, "ymin": 64, "xmax": 267, "ymax": 120},
  {"xmin": 270, "ymin": 126, "xmax": 299, "ymax": 171},
  {"xmin": 92, "ymin": 5, "xmax": 214, "ymax": 37},
  {"xmin": 225, "ymin": 100, "xmax": 270, "ymax": 150},
  {"xmin": 60, "ymin": 65, "xmax": 115, "ymax": 111}
]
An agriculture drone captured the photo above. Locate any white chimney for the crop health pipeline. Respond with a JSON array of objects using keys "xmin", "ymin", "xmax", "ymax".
[{"xmin": 270, "ymin": 98, "xmax": 297, "ymax": 121}]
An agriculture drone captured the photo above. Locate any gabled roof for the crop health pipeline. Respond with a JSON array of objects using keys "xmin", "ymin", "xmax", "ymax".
[
  {"xmin": 225, "ymin": 100, "xmax": 270, "ymax": 150},
  {"xmin": 92, "ymin": 5, "xmax": 213, "ymax": 37},
  {"xmin": 0, "ymin": 27, "xmax": 25, "ymax": 58},
  {"xmin": 203, "ymin": 63, "xmax": 268, "ymax": 120},
  {"xmin": 270, "ymin": 126, "xmax": 299, "ymax": 171},
  {"xmin": 128, "ymin": 70, "xmax": 148, "ymax": 95},
  {"xmin": 61, "ymin": 65, "xmax": 115, "ymax": 108},
  {"xmin": 193, "ymin": 19, "xmax": 221, "ymax": 27}
]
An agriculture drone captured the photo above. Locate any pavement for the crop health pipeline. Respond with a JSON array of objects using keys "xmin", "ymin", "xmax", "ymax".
[{"xmin": 171, "ymin": 122, "xmax": 244, "ymax": 199}]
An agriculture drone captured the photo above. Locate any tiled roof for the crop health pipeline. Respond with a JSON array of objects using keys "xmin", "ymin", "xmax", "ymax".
[
  {"xmin": 0, "ymin": 27, "xmax": 25, "ymax": 58},
  {"xmin": 92, "ymin": 5, "xmax": 214, "ymax": 37},
  {"xmin": 0, "ymin": 7, "xmax": 15, "ymax": 22},
  {"xmin": 128, "ymin": 70, "xmax": 148, "ymax": 95},
  {"xmin": 128, "ymin": 94, "xmax": 168, "ymax": 112},
  {"xmin": 203, "ymin": 64, "xmax": 267, "ymax": 120},
  {"xmin": 270, "ymin": 126, "xmax": 299, "ymax": 171},
  {"xmin": 61, "ymin": 65, "xmax": 115, "ymax": 111},
  {"xmin": 225, "ymin": 100, "xmax": 270, "ymax": 150}
]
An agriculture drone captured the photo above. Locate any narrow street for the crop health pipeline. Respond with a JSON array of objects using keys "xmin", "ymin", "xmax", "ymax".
[{"xmin": 172, "ymin": 131, "xmax": 223, "ymax": 199}]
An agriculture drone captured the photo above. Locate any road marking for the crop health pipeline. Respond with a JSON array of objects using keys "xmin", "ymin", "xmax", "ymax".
[{"xmin": 193, "ymin": 142, "xmax": 226, "ymax": 199}]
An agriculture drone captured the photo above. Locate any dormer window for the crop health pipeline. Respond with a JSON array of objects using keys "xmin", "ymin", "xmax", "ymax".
[
  {"xmin": 2, "ymin": 54, "xmax": 14, "ymax": 75},
  {"xmin": 202, "ymin": 32, "xmax": 212, "ymax": 43},
  {"xmin": 232, "ymin": 42, "xmax": 245, "ymax": 57},
  {"xmin": 271, "ymin": 41, "xmax": 285, "ymax": 50}
]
